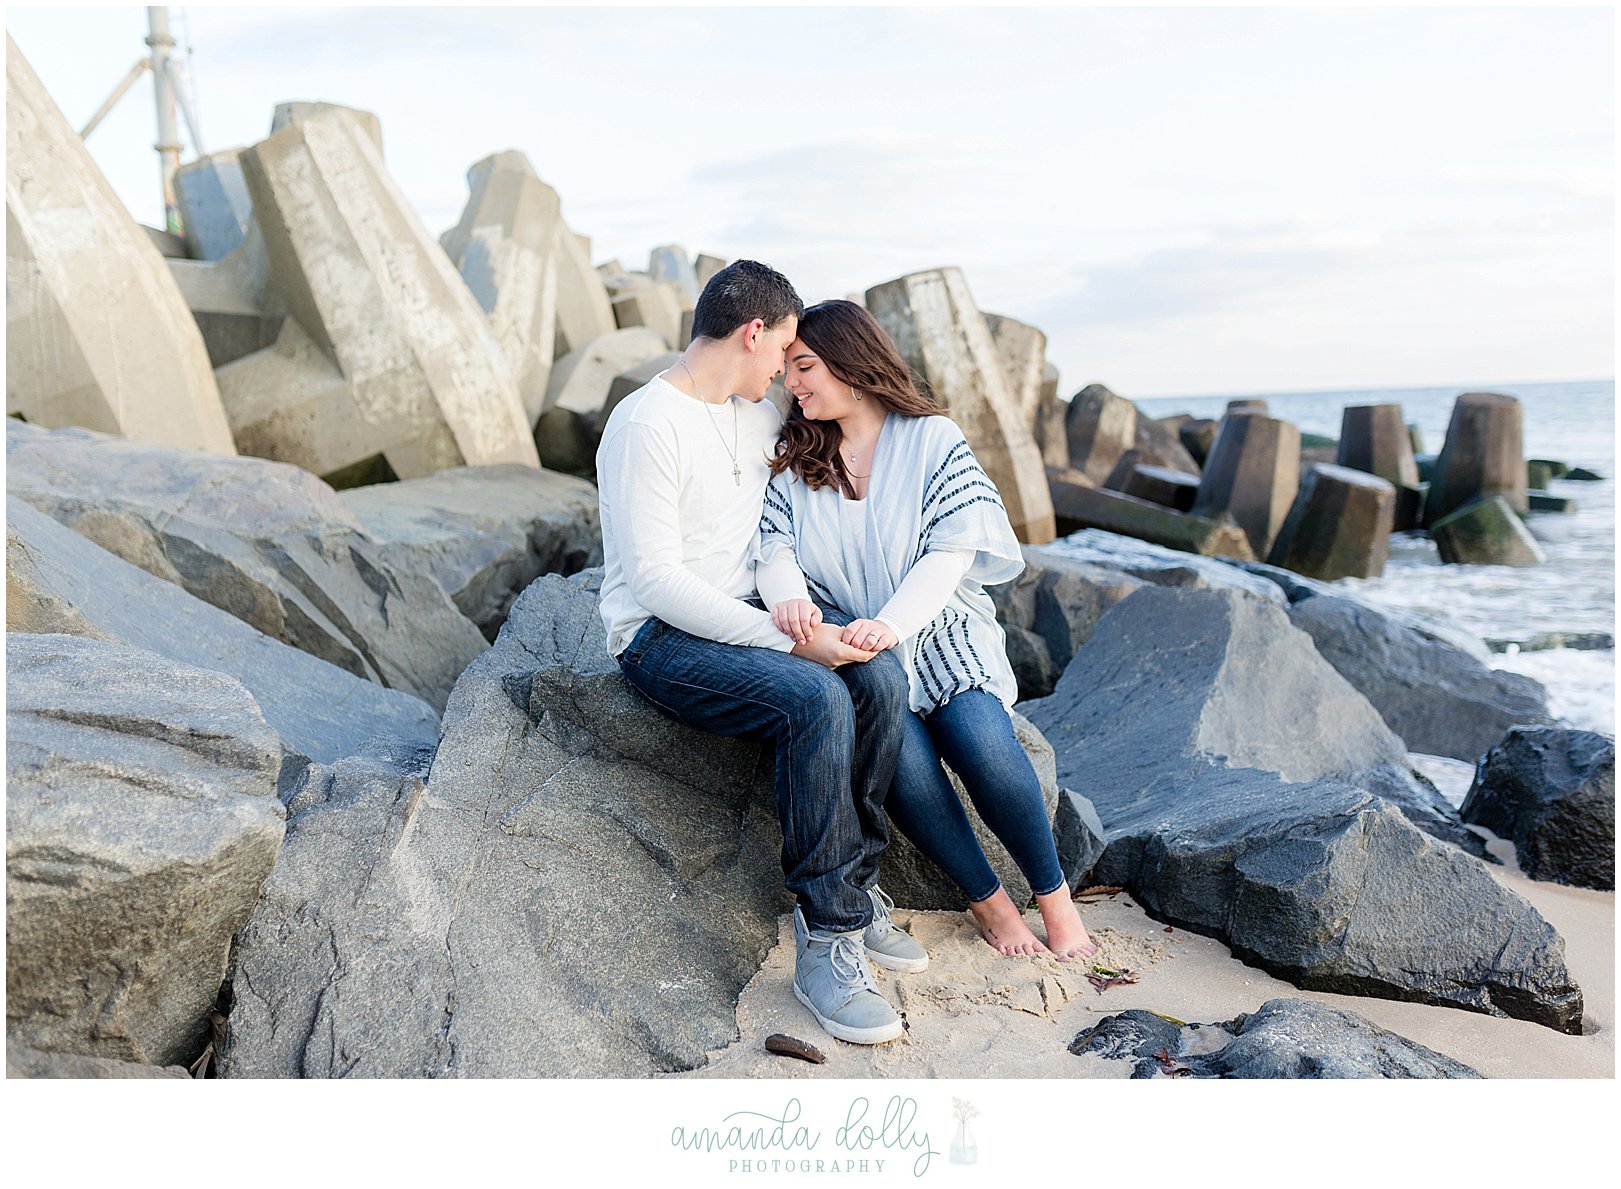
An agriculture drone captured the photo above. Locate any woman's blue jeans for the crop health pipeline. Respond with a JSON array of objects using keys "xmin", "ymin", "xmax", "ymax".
[
  {"xmin": 887, "ymin": 688, "xmax": 1065, "ymax": 904},
  {"xmin": 617, "ymin": 612, "xmax": 908, "ymax": 934}
]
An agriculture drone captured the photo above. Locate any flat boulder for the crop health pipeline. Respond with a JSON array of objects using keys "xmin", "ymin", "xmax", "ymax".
[
  {"xmin": 1023, "ymin": 586, "xmax": 1581, "ymax": 1032},
  {"xmin": 341, "ymin": 463, "xmax": 601, "ymax": 639},
  {"xmin": 1462, "ymin": 728, "xmax": 1614, "ymax": 890},
  {"xmin": 7, "ymin": 496, "xmax": 440, "ymax": 778},
  {"xmin": 7, "ymin": 634, "xmax": 285, "ymax": 1066},
  {"xmin": 1236, "ymin": 562, "xmax": 1552, "ymax": 762},
  {"xmin": 7, "ymin": 420, "xmax": 488, "ymax": 712},
  {"xmin": 1069, "ymin": 998, "xmax": 1481, "ymax": 1079}
]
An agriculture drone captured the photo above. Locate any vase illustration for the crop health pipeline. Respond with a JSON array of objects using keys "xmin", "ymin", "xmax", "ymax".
[{"xmin": 950, "ymin": 1119, "xmax": 978, "ymax": 1165}]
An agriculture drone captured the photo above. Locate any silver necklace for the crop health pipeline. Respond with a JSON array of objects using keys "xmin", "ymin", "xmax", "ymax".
[{"xmin": 679, "ymin": 359, "xmax": 741, "ymax": 486}]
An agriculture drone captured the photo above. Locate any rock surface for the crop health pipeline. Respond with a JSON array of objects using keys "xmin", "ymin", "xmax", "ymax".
[
  {"xmin": 1237, "ymin": 562, "xmax": 1552, "ymax": 762},
  {"xmin": 1432, "ymin": 495, "xmax": 1547, "ymax": 567},
  {"xmin": 7, "ymin": 495, "xmax": 440, "ymax": 778},
  {"xmin": 341, "ymin": 463, "xmax": 601, "ymax": 639},
  {"xmin": 7, "ymin": 634, "xmax": 285, "ymax": 1067},
  {"xmin": 1023, "ymin": 585, "xmax": 1581, "ymax": 1032},
  {"xmin": 1462, "ymin": 728, "xmax": 1615, "ymax": 890},
  {"xmin": 6, "ymin": 1044, "xmax": 192, "ymax": 1079},
  {"xmin": 1069, "ymin": 998, "xmax": 1482, "ymax": 1078},
  {"xmin": 7, "ymin": 420, "xmax": 488, "ymax": 712}
]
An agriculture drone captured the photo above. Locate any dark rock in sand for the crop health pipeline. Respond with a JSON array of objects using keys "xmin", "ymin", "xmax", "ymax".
[
  {"xmin": 1070, "ymin": 999, "xmax": 1481, "ymax": 1079},
  {"xmin": 7, "ymin": 634, "xmax": 285, "ymax": 1067},
  {"xmin": 1462, "ymin": 728, "xmax": 1615, "ymax": 890},
  {"xmin": 341, "ymin": 462, "xmax": 601, "ymax": 639},
  {"xmin": 1235, "ymin": 561, "xmax": 1552, "ymax": 763},
  {"xmin": 1023, "ymin": 586, "xmax": 1581, "ymax": 1032},
  {"xmin": 6, "ymin": 419, "xmax": 487, "ymax": 712}
]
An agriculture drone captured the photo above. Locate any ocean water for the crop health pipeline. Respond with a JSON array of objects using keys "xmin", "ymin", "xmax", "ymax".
[{"xmin": 1135, "ymin": 379, "xmax": 1615, "ymax": 740}]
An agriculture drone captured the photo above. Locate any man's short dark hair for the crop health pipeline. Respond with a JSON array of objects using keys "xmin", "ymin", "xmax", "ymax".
[{"xmin": 690, "ymin": 259, "xmax": 804, "ymax": 342}]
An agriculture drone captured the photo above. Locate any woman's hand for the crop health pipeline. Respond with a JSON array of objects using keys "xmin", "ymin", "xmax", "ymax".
[
  {"xmin": 840, "ymin": 619, "xmax": 898, "ymax": 653},
  {"xmin": 771, "ymin": 598, "xmax": 823, "ymax": 645}
]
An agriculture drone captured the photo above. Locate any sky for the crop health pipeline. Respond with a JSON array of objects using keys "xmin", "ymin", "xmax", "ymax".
[{"xmin": 6, "ymin": 2, "xmax": 1614, "ymax": 398}]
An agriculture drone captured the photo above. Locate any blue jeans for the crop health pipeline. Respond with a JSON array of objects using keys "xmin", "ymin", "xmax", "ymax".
[
  {"xmin": 887, "ymin": 688, "xmax": 1065, "ymax": 904},
  {"xmin": 617, "ymin": 610, "xmax": 908, "ymax": 933}
]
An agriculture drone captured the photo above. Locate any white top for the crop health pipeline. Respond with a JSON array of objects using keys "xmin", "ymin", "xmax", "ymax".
[{"xmin": 596, "ymin": 375, "xmax": 795, "ymax": 657}]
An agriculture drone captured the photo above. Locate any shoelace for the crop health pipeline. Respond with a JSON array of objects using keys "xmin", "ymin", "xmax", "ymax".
[
  {"xmin": 828, "ymin": 933, "xmax": 880, "ymax": 996},
  {"xmin": 867, "ymin": 886, "xmax": 897, "ymax": 939}
]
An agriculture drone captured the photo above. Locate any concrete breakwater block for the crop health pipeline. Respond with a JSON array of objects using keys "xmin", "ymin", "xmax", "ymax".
[
  {"xmin": 984, "ymin": 311, "xmax": 1048, "ymax": 431},
  {"xmin": 1033, "ymin": 362, "xmax": 1068, "ymax": 470},
  {"xmin": 544, "ymin": 326, "xmax": 669, "ymax": 418},
  {"xmin": 1193, "ymin": 412, "xmax": 1301, "ymax": 559},
  {"xmin": 610, "ymin": 279, "xmax": 682, "ymax": 347},
  {"xmin": 1178, "ymin": 417, "xmax": 1220, "ymax": 467},
  {"xmin": 1023, "ymin": 586, "xmax": 1583, "ymax": 1033},
  {"xmin": 1527, "ymin": 492, "xmax": 1577, "ymax": 514},
  {"xmin": 6, "ymin": 496, "xmax": 440, "ymax": 774},
  {"xmin": 1338, "ymin": 404, "xmax": 1420, "ymax": 530},
  {"xmin": 441, "ymin": 150, "xmax": 562, "ymax": 425},
  {"xmin": 1462, "ymin": 727, "xmax": 1614, "ymax": 891},
  {"xmin": 1064, "ymin": 383, "xmax": 1137, "ymax": 484},
  {"xmin": 1070, "ymin": 999, "xmax": 1482, "ymax": 1079},
  {"xmin": 6, "ymin": 36, "xmax": 235, "ymax": 454},
  {"xmin": 1119, "ymin": 463, "xmax": 1200, "ymax": 512},
  {"xmin": 648, "ymin": 243, "xmax": 697, "ymax": 307},
  {"xmin": 7, "ymin": 419, "xmax": 488, "ymax": 713},
  {"xmin": 868, "ymin": 268, "xmax": 1055, "ymax": 543},
  {"xmin": 1431, "ymin": 495, "xmax": 1546, "ymax": 567},
  {"xmin": 220, "ymin": 104, "xmax": 539, "ymax": 482},
  {"xmin": 1267, "ymin": 463, "xmax": 1395, "ymax": 581},
  {"xmin": 1424, "ymin": 392, "xmax": 1528, "ymax": 527},
  {"xmin": 1050, "ymin": 475, "xmax": 1254, "ymax": 560},
  {"xmin": 7, "ymin": 633, "xmax": 286, "ymax": 1067},
  {"xmin": 174, "ymin": 148, "xmax": 254, "ymax": 261}
]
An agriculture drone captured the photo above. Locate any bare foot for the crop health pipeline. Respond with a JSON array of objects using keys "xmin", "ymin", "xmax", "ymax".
[
  {"xmin": 1035, "ymin": 884, "xmax": 1098, "ymax": 961},
  {"xmin": 967, "ymin": 888, "xmax": 1047, "ymax": 957}
]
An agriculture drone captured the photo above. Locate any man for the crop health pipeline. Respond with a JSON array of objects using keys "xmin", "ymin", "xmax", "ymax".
[{"xmin": 596, "ymin": 260, "xmax": 926, "ymax": 1045}]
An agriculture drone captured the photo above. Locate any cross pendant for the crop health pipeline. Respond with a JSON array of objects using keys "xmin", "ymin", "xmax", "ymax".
[{"xmin": 733, "ymin": 463, "xmax": 742, "ymax": 486}]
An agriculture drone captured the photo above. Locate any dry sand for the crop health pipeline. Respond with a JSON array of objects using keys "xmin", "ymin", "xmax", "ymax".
[{"xmin": 674, "ymin": 829, "xmax": 1613, "ymax": 1080}]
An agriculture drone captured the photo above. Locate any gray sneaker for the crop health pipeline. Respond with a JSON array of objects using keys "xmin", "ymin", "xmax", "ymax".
[
  {"xmin": 792, "ymin": 907, "xmax": 903, "ymax": 1045},
  {"xmin": 862, "ymin": 885, "xmax": 930, "ymax": 973}
]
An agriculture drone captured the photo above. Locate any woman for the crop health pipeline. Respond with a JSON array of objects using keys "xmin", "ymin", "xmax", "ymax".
[{"xmin": 754, "ymin": 299, "xmax": 1097, "ymax": 960}]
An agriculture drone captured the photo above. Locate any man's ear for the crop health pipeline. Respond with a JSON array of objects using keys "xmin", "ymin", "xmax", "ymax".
[{"xmin": 738, "ymin": 318, "xmax": 766, "ymax": 352}]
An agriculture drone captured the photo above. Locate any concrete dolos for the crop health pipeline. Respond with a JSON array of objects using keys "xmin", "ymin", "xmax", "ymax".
[
  {"xmin": 217, "ymin": 104, "xmax": 539, "ymax": 483},
  {"xmin": 5, "ymin": 36, "xmax": 235, "ymax": 454},
  {"xmin": 866, "ymin": 268, "xmax": 1056, "ymax": 543}
]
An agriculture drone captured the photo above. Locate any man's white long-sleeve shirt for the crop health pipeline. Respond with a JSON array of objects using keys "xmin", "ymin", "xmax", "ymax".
[{"xmin": 596, "ymin": 375, "xmax": 795, "ymax": 657}]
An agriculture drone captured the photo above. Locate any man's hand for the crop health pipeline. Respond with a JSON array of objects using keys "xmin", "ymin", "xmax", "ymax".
[
  {"xmin": 770, "ymin": 598, "xmax": 823, "ymax": 645},
  {"xmin": 840, "ymin": 619, "xmax": 899, "ymax": 653},
  {"xmin": 791, "ymin": 621, "xmax": 878, "ymax": 669}
]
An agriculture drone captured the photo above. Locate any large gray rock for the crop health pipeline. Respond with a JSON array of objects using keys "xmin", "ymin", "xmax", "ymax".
[
  {"xmin": 989, "ymin": 543, "xmax": 1148, "ymax": 700},
  {"xmin": 7, "ymin": 496, "xmax": 440, "ymax": 778},
  {"xmin": 6, "ymin": 1044, "xmax": 192, "ymax": 1079},
  {"xmin": 7, "ymin": 634, "xmax": 285, "ymax": 1066},
  {"xmin": 1069, "ymin": 998, "xmax": 1481, "ymax": 1079},
  {"xmin": 220, "ymin": 571, "xmax": 786, "ymax": 1077},
  {"xmin": 6, "ymin": 36, "xmax": 235, "ymax": 453},
  {"xmin": 7, "ymin": 419, "xmax": 488, "ymax": 712},
  {"xmin": 340, "ymin": 463, "xmax": 601, "ymax": 639},
  {"xmin": 1044, "ymin": 529, "xmax": 1286, "ymax": 605},
  {"xmin": 1023, "ymin": 586, "xmax": 1581, "ymax": 1032},
  {"xmin": 1462, "ymin": 728, "xmax": 1614, "ymax": 890},
  {"xmin": 1237, "ymin": 562, "xmax": 1552, "ymax": 762}
]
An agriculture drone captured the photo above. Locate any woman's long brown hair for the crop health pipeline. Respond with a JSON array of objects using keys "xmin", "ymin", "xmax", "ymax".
[{"xmin": 771, "ymin": 300, "xmax": 941, "ymax": 498}]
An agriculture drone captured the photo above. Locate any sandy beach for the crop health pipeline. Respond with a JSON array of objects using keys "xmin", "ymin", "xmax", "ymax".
[{"xmin": 675, "ymin": 827, "xmax": 1612, "ymax": 1080}]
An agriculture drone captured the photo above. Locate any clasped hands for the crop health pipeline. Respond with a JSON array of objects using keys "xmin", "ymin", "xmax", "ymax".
[{"xmin": 771, "ymin": 599, "xmax": 898, "ymax": 669}]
